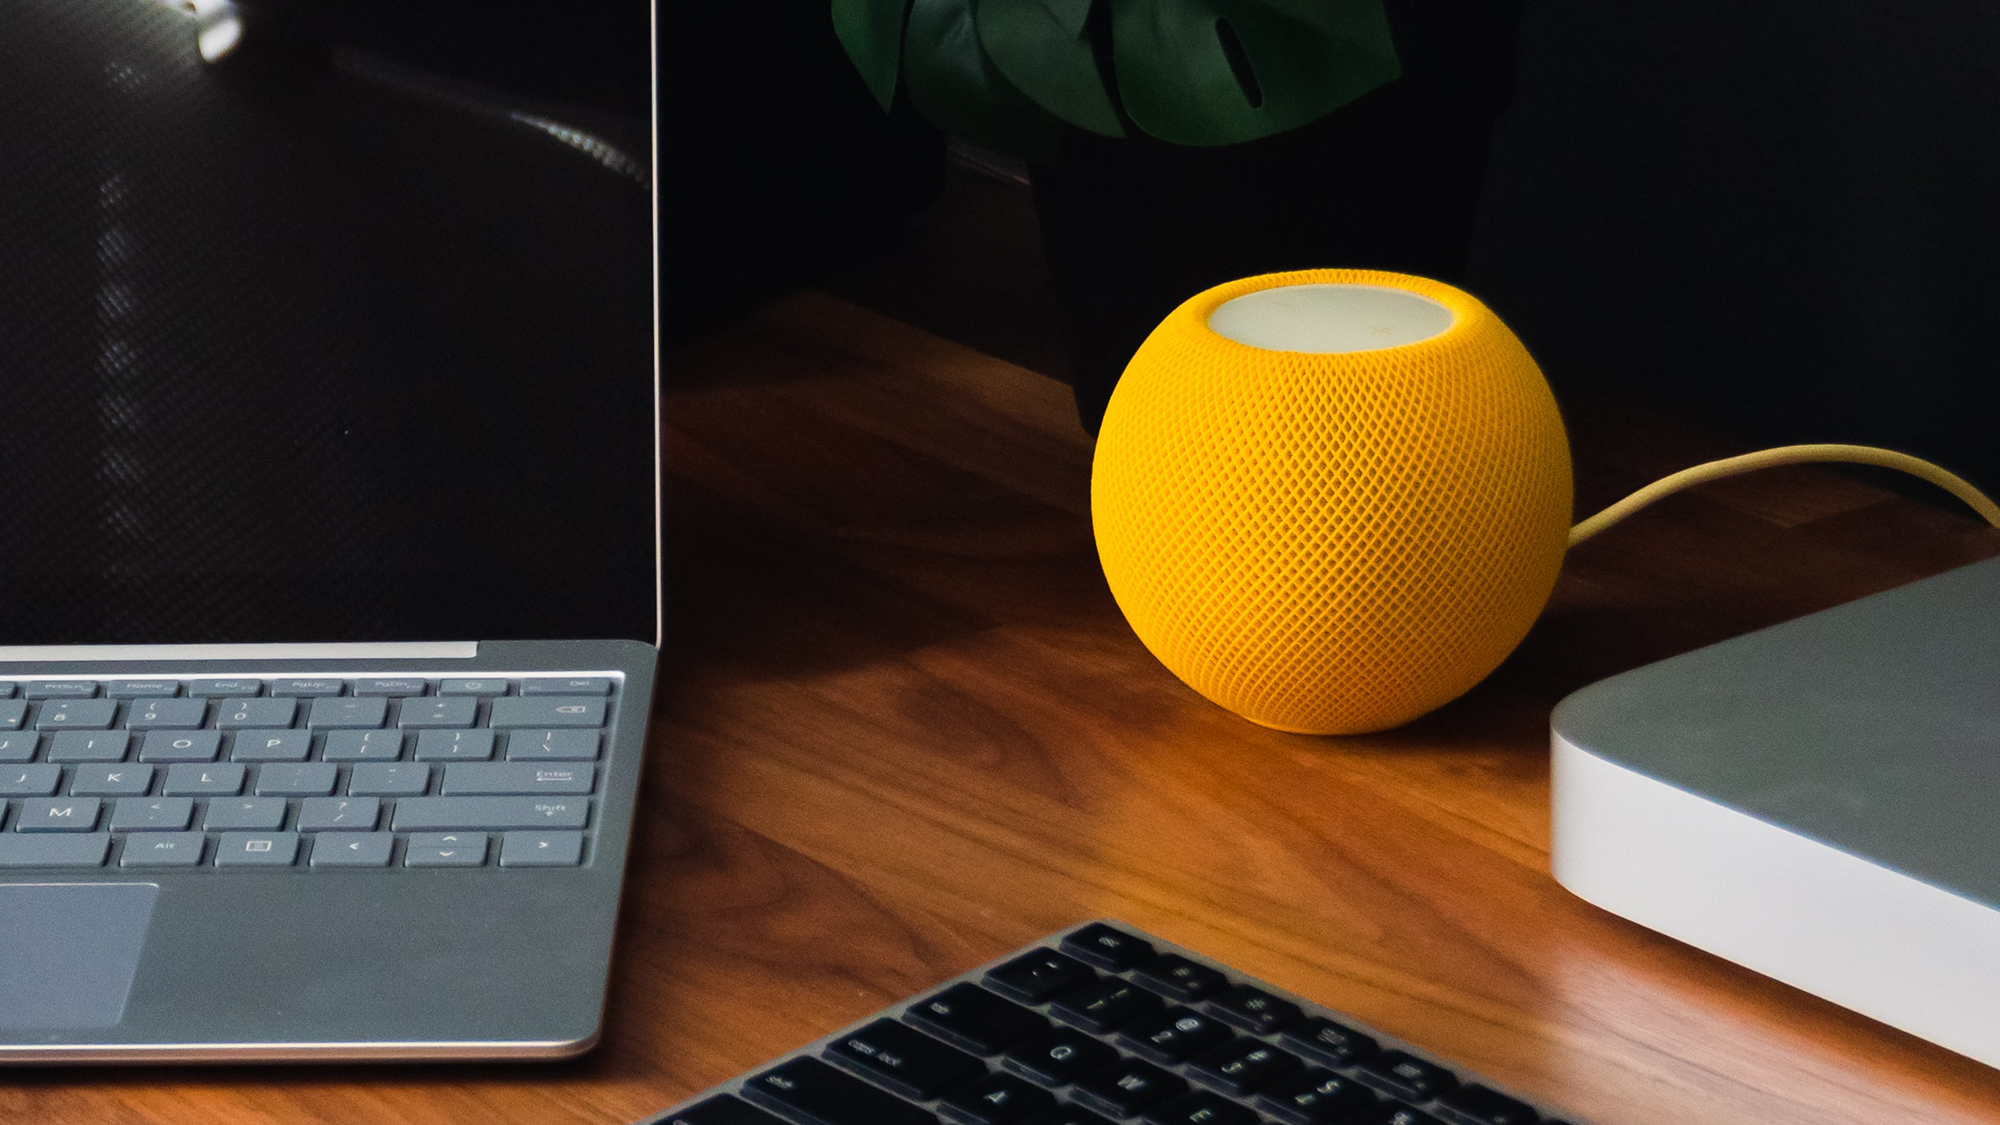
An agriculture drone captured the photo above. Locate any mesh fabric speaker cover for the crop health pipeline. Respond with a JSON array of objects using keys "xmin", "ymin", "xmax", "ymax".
[{"xmin": 1091, "ymin": 270, "xmax": 1572, "ymax": 734}]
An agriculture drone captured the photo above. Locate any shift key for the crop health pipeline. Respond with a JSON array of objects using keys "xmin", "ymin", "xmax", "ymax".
[
  {"xmin": 488, "ymin": 696, "xmax": 605, "ymax": 728},
  {"xmin": 391, "ymin": 796, "xmax": 590, "ymax": 831}
]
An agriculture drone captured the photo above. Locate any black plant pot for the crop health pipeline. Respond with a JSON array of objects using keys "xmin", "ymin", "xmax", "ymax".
[{"xmin": 1032, "ymin": 0, "xmax": 1524, "ymax": 433}]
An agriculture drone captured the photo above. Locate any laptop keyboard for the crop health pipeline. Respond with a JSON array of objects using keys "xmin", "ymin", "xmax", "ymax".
[
  {"xmin": 647, "ymin": 921, "xmax": 1587, "ymax": 1125},
  {"xmin": 0, "ymin": 673, "xmax": 622, "ymax": 870}
]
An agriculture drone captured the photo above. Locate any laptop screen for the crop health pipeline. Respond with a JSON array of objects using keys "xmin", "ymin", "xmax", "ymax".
[{"xmin": 0, "ymin": 0, "xmax": 658, "ymax": 647}]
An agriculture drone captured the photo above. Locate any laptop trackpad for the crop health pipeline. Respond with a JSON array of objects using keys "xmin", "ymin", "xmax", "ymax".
[{"xmin": 0, "ymin": 882, "xmax": 158, "ymax": 1030}]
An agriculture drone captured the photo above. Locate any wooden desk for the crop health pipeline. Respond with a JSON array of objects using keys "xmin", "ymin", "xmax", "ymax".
[{"xmin": 15, "ymin": 293, "xmax": 2000, "ymax": 1123}]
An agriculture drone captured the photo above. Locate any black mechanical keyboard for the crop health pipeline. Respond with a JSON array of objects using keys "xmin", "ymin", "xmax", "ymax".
[
  {"xmin": 646, "ymin": 921, "xmax": 1592, "ymax": 1125},
  {"xmin": 0, "ymin": 672, "xmax": 625, "ymax": 870}
]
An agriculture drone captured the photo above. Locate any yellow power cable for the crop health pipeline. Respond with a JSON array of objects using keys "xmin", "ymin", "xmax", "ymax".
[{"xmin": 1569, "ymin": 443, "xmax": 2000, "ymax": 548}]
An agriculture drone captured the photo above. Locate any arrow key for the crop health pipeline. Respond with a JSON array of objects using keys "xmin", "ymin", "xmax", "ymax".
[
  {"xmin": 309, "ymin": 832, "xmax": 394, "ymax": 868},
  {"xmin": 499, "ymin": 830, "xmax": 584, "ymax": 867},
  {"xmin": 404, "ymin": 832, "xmax": 488, "ymax": 867}
]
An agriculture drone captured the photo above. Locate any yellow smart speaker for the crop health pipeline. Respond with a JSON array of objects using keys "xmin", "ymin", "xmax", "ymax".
[{"xmin": 1091, "ymin": 269, "xmax": 1573, "ymax": 734}]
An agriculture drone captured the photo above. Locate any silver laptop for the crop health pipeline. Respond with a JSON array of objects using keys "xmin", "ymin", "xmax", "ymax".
[{"xmin": 0, "ymin": 0, "xmax": 659, "ymax": 1060}]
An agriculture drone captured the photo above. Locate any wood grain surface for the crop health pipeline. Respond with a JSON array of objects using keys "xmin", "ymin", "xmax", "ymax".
[{"xmin": 11, "ymin": 291, "xmax": 2000, "ymax": 1124}]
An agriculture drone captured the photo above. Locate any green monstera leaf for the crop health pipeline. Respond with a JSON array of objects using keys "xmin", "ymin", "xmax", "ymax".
[
  {"xmin": 829, "ymin": 0, "xmax": 1400, "ymax": 153},
  {"xmin": 1110, "ymin": 0, "xmax": 1400, "ymax": 147},
  {"xmin": 904, "ymin": 0, "xmax": 1069, "ymax": 159},
  {"xmin": 974, "ymin": 0, "xmax": 1124, "ymax": 137}
]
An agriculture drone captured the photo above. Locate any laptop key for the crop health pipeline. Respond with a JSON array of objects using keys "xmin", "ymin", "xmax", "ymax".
[
  {"xmin": 107, "ymin": 679, "xmax": 181, "ymax": 698},
  {"xmin": 214, "ymin": 832, "xmax": 300, "ymax": 866},
  {"xmin": 1356, "ymin": 1051, "xmax": 1457, "ymax": 1102},
  {"xmin": 656, "ymin": 1095, "xmax": 789, "ymax": 1125},
  {"xmin": 204, "ymin": 797, "xmax": 288, "ymax": 831},
  {"xmin": 189, "ymin": 678, "xmax": 262, "ymax": 697},
  {"xmin": 504, "ymin": 728, "xmax": 599, "ymax": 760},
  {"xmin": 17, "ymin": 798, "xmax": 102, "ymax": 831},
  {"xmin": 322, "ymin": 729, "xmax": 403, "ymax": 761},
  {"xmin": 298, "ymin": 797, "xmax": 381, "ymax": 831},
  {"xmin": 23, "ymin": 680, "xmax": 99, "ymax": 699},
  {"xmin": 0, "ymin": 832, "xmax": 110, "ymax": 867},
  {"xmin": 404, "ymin": 832, "xmax": 487, "ymax": 866},
  {"xmin": 414, "ymin": 729, "xmax": 496, "ymax": 760},
  {"xmin": 47, "ymin": 731, "xmax": 131, "ymax": 762},
  {"xmin": 70, "ymin": 764, "xmax": 155, "ymax": 797},
  {"xmin": 442, "ymin": 762, "xmax": 594, "ymax": 795},
  {"xmin": 36, "ymin": 700, "xmax": 117, "ymax": 730},
  {"xmin": 254, "ymin": 762, "xmax": 339, "ymax": 796},
  {"xmin": 120, "ymin": 832, "xmax": 206, "ymax": 867},
  {"xmin": 0, "ymin": 764, "xmax": 62, "ymax": 796},
  {"xmin": 354, "ymin": 678, "xmax": 429, "ymax": 696},
  {"xmin": 0, "ymin": 733, "xmax": 38, "ymax": 762},
  {"xmin": 346, "ymin": 762, "xmax": 430, "ymax": 796},
  {"xmin": 110, "ymin": 797, "xmax": 196, "ymax": 831},
  {"xmin": 397, "ymin": 697, "xmax": 477, "ymax": 729},
  {"xmin": 499, "ymin": 830, "xmax": 585, "ymax": 866},
  {"xmin": 438, "ymin": 678, "xmax": 508, "ymax": 696},
  {"xmin": 273, "ymin": 679, "xmax": 345, "ymax": 697},
  {"xmin": 742, "ymin": 1056, "xmax": 938, "ymax": 1125},
  {"xmin": 308, "ymin": 696, "xmax": 389, "ymax": 729},
  {"xmin": 310, "ymin": 832, "xmax": 395, "ymax": 867},
  {"xmin": 125, "ymin": 698, "xmax": 207, "ymax": 730},
  {"xmin": 393, "ymin": 796, "xmax": 589, "ymax": 831},
  {"xmin": 162, "ymin": 763, "xmax": 247, "ymax": 795},
  {"xmin": 521, "ymin": 677, "xmax": 613, "ymax": 696},
  {"xmin": 217, "ymin": 698, "xmax": 298, "ymax": 730},
  {"xmin": 139, "ymin": 730, "xmax": 223, "ymax": 763},
  {"xmin": 903, "ymin": 982, "xmax": 1050, "ymax": 1055},
  {"xmin": 231, "ymin": 729, "xmax": 312, "ymax": 762},
  {"xmin": 488, "ymin": 696, "xmax": 605, "ymax": 728},
  {"xmin": 0, "ymin": 700, "xmax": 25, "ymax": 730},
  {"xmin": 824, "ymin": 1018, "xmax": 983, "ymax": 1099}
]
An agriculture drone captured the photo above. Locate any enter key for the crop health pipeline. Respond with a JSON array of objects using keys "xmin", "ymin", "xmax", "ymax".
[{"xmin": 441, "ymin": 762, "xmax": 597, "ymax": 796}]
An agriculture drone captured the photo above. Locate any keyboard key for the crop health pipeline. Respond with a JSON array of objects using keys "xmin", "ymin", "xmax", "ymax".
[
  {"xmin": 1207, "ymin": 985, "xmax": 1302, "ymax": 1035},
  {"xmin": 1133, "ymin": 954, "xmax": 1229, "ymax": 1002},
  {"xmin": 308, "ymin": 697, "xmax": 389, "ymax": 730},
  {"xmin": 1034, "ymin": 1111, "xmax": 1115, "ymax": 1125},
  {"xmin": 1433, "ymin": 1085, "xmax": 1540, "ymax": 1125},
  {"xmin": 935, "ymin": 1072, "xmax": 1054, "ymax": 1125},
  {"xmin": 125, "ymin": 698, "xmax": 207, "ymax": 730},
  {"xmin": 742, "ymin": 1057, "xmax": 937, "ymax": 1125},
  {"xmin": 217, "ymin": 698, "xmax": 298, "ymax": 730},
  {"xmin": 16, "ymin": 798, "xmax": 102, "ymax": 831},
  {"xmin": 0, "ymin": 764, "xmax": 62, "ymax": 796},
  {"xmin": 354, "ymin": 678, "xmax": 429, "ymax": 696},
  {"xmin": 404, "ymin": 832, "xmax": 487, "ymax": 867},
  {"xmin": 139, "ymin": 730, "xmax": 223, "ymax": 763},
  {"xmin": 903, "ymin": 982, "xmax": 1049, "ymax": 1055},
  {"xmin": 414, "ymin": 729, "xmax": 496, "ymax": 761},
  {"xmin": 310, "ymin": 832, "xmax": 395, "ymax": 867},
  {"xmin": 1049, "ymin": 978, "xmax": 1165, "ymax": 1034},
  {"xmin": 438, "ymin": 678, "xmax": 508, "ymax": 696},
  {"xmin": 392, "ymin": 796, "xmax": 589, "ymax": 831},
  {"xmin": 0, "ymin": 832, "xmax": 109, "ymax": 867},
  {"xmin": 504, "ymin": 728, "xmax": 600, "ymax": 760},
  {"xmin": 322, "ymin": 729, "xmax": 404, "ymax": 761},
  {"xmin": 214, "ymin": 832, "xmax": 300, "ymax": 866},
  {"xmin": 48, "ymin": 730, "xmax": 131, "ymax": 762},
  {"xmin": 1188, "ymin": 1038, "xmax": 1302, "ymax": 1097},
  {"xmin": 1140, "ymin": 1093, "xmax": 1259, "ymax": 1125},
  {"xmin": 120, "ymin": 832, "xmax": 206, "ymax": 867},
  {"xmin": 1282, "ymin": 1018, "xmax": 1378, "ymax": 1068},
  {"xmin": 0, "ymin": 700, "xmax": 25, "ymax": 730},
  {"xmin": 1364, "ymin": 1104, "xmax": 1443, "ymax": 1125},
  {"xmin": 984, "ymin": 949, "xmax": 1095, "ymax": 1003},
  {"xmin": 70, "ymin": 764, "xmax": 155, "ymax": 797},
  {"xmin": 488, "ymin": 696, "xmax": 605, "ymax": 729},
  {"xmin": 24, "ymin": 680, "xmax": 99, "ymax": 699},
  {"xmin": 999, "ymin": 1025, "xmax": 1118, "ymax": 1087},
  {"xmin": 499, "ymin": 830, "xmax": 585, "ymax": 866},
  {"xmin": 521, "ymin": 677, "xmax": 613, "ymax": 696},
  {"xmin": 1072, "ymin": 1058, "xmax": 1187, "ymax": 1118},
  {"xmin": 36, "ymin": 700, "xmax": 117, "ymax": 730},
  {"xmin": 204, "ymin": 797, "xmax": 288, "ymax": 831},
  {"xmin": 162, "ymin": 763, "xmax": 247, "ymax": 796},
  {"xmin": 442, "ymin": 762, "xmax": 594, "ymax": 795},
  {"xmin": 656, "ymin": 1095, "xmax": 789, "ymax": 1125},
  {"xmin": 273, "ymin": 678, "xmax": 345, "ymax": 697},
  {"xmin": 0, "ymin": 682, "xmax": 15, "ymax": 698},
  {"xmin": 0, "ymin": 733, "xmax": 38, "ymax": 762},
  {"xmin": 1257, "ymin": 1068, "xmax": 1377, "ymax": 1124},
  {"xmin": 397, "ymin": 696, "xmax": 478, "ymax": 729},
  {"xmin": 107, "ymin": 679, "xmax": 181, "ymax": 698},
  {"xmin": 298, "ymin": 797, "xmax": 381, "ymax": 831},
  {"xmin": 346, "ymin": 762, "xmax": 431, "ymax": 796},
  {"xmin": 1356, "ymin": 1051, "xmax": 1457, "ymax": 1102},
  {"xmin": 824, "ymin": 1018, "xmax": 983, "ymax": 1099},
  {"xmin": 110, "ymin": 797, "xmax": 195, "ymax": 831},
  {"xmin": 254, "ymin": 762, "xmax": 339, "ymax": 797},
  {"xmin": 1062, "ymin": 922, "xmax": 1155, "ymax": 970},
  {"xmin": 1115, "ymin": 1007, "xmax": 1234, "ymax": 1068},
  {"xmin": 189, "ymin": 678, "xmax": 262, "ymax": 697},
  {"xmin": 231, "ymin": 730, "xmax": 312, "ymax": 762}
]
